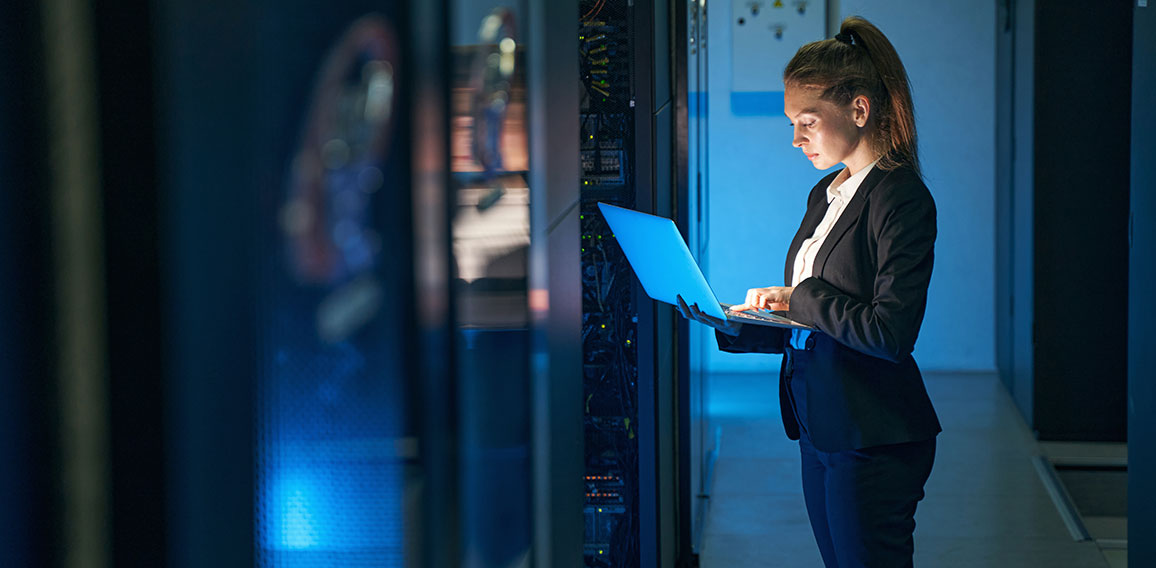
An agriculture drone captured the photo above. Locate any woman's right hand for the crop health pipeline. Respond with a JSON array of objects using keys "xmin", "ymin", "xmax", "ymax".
[{"xmin": 676, "ymin": 295, "xmax": 742, "ymax": 337}]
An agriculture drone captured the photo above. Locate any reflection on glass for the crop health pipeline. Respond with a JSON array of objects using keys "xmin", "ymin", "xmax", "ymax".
[
  {"xmin": 259, "ymin": 14, "xmax": 406, "ymax": 567},
  {"xmin": 451, "ymin": 5, "xmax": 532, "ymax": 567}
]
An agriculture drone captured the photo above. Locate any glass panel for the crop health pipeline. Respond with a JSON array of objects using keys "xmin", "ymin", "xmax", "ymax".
[
  {"xmin": 256, "ymin": 9, "xmax": 407, "ymax": 566},
  {"xmin": 449, "ymin": 3, "xmax": 533, "ymax": 566}
]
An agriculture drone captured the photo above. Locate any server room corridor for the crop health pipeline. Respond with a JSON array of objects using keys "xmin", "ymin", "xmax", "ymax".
[
  {"xmin": 3, "ymin": 0, "xmax": 1154, "ymax": 566},
  {"xmin": 699, "ymin": 371, "xmax": 1127, "ymax": 567}
]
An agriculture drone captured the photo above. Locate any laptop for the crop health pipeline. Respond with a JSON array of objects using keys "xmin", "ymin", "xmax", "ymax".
[{"xmin": 597, "ymin": 202, "xmax": 813, "ymax": 330}]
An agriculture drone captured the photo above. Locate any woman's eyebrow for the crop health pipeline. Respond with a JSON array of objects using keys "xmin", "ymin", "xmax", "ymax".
[{"xmin": 787, "ymin": 108, "xmax": 820, "ymax": 121}]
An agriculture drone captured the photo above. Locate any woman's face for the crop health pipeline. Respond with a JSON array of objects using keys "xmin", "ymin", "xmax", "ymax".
[{"xmin": 783, "ymin": 84, "xmax": 872, "ymax": 172}]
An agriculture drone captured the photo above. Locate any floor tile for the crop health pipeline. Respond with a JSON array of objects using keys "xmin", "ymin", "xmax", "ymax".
[
  {"xmin": 1101, "ymin": 548, "xmax": 1128, "ymax": 568},
  {"xmin": 1083, "ymin": 516, "xmax": 1127, "ymax": 540},
  {"xmin": 709, "ymin": 457, "xmax": 803, "ymax": 497},
  {"xmin": 704, "ymin": 492, "xmax": 812, "ymax": 537},
  {"xmin": 914, "ymin": 536, "xmax": 1109, "ymax": 567},
  {"xmin": 700, "ymin": 531, "xmax": 824, "ymax": 567}
]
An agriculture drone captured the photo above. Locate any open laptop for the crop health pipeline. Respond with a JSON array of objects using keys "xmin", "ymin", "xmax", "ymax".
[{"xmin": 597, "ymin": 202, "xmax": 813, "ymax": 330}]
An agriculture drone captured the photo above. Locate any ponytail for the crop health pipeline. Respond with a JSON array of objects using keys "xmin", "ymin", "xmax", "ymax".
[{"xmin": 784, "ymin": 16, "xmax": 919, "ymax": 175}]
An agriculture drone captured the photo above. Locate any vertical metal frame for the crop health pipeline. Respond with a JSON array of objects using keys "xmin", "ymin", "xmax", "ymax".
[
  {"xmin": 634, "ymin": 0, "xmax": 682, "ymax": 564},
  {"xmin": 152, "ymin": 0, "xmax": 260, "ymax": 564},
  {"xmin": 672, "ymin": 0, "xmax": 698, "ymax": 563},
  {"xmin": 1129, "ymin": 3, "xmax": 1156, "ymax": 563},
  {"xmin": 631, "ymin": 0, "xmax": 660, "ymax": 565},
  {"xmin": 410, "ymin": 0, "xmax": 459, "ymax": 565},
  {"xmin": 527, "ymin": 0, "xmax": 584, "ymax": 566}
]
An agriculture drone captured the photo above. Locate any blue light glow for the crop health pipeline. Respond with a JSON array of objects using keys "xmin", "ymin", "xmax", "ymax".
[
  {"xmin": 282, "ymin": 492, "xmax": 317, "ymax": 549},
  {"xmin": 258, "ymin": 310, "xmax": 405, "ymax": 567}
]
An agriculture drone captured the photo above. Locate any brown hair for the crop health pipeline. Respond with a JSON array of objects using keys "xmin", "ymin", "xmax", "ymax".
[{"xmin": 783, "ymin": 16, "xmax": 919, "ymax": 174}]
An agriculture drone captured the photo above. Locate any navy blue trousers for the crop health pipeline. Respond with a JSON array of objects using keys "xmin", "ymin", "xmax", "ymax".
[{"xmin": 799, "ymin": 431, "xmax": 936, "ymax": 567}]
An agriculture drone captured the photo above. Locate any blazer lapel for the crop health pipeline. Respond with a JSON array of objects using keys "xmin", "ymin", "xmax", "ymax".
[
  {"xmin": 812, "ymin": 166, "xmax": 888, "ymax": 279},
  {"xmin": 784, "ymin": 171, "xmax": 840, "ymax": 285}
]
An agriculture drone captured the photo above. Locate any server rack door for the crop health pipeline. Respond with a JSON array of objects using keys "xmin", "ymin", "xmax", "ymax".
[
  {"xmin": 153, "ymin": 1, "xmax": 427, "ymax": 565},
  {"xmin": 448, "ymin": 2, "xmax": 534, "ymax": 566},
  {"xmin": 250, "ymin": 4, "xmax": 415, "ymax": 566}
]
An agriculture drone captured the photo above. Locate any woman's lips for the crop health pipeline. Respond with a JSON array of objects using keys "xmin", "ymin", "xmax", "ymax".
[{"xmin": 806, "ymin": 152, "xmax": 819, "ymax": 160}]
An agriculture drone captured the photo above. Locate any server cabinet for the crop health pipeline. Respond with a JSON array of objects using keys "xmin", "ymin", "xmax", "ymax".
[
  {"xmin": 996, "ymin": 0, "xmax": 1130, "ymax": 442},
  {"xmin": 578, "ymin": 0, "xmax": 688, "ymax": 565},
  {"xmin": 104, "ymin": 1, "xmax": 454, "ymax": 565},
  {"xmin": 32, "ymin": 0, "xmax": 598, "ymax": 565}
]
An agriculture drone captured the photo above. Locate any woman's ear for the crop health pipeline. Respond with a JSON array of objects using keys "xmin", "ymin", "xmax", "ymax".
[{"xmin": 852, "ymin": 95, "xmax": 871, "ymax": 127}]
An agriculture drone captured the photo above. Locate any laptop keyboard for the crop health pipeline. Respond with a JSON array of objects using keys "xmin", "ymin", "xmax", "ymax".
[{"xmin": 724, "ymin": 306, "xmax": 808, "ymax": 328}]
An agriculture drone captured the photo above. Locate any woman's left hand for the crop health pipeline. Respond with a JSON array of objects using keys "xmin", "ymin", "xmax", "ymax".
[{"xmin": 730, "ymin": 286, "xmax": 794, "ymax": 312}]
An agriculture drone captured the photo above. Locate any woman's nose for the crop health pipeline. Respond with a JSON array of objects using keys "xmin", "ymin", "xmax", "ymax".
[{"xmin": 792, "ymin": 129, "xmax": 805, "ymax": 147}]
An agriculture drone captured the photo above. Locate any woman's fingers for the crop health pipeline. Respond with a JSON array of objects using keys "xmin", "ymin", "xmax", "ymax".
[
  {"xmin": 745, "ymin": 288, "xmax": 760, "ymax": 308},
  {"xmin": 674, "ymin": 297, "xmax": 741, "ymax": 335},
  {"xmin": 740, "ymin": 286, "xmax": 794, "ymax": 312},
  {"xmin": 683, "ymin": 298, "xmax": 710, "ymax": 323}
]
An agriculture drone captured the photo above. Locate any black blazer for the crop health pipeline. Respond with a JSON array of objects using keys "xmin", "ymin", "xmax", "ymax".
[{"xmin": 717, "ymin": 164, "xmax": 941, "ymax": 452}]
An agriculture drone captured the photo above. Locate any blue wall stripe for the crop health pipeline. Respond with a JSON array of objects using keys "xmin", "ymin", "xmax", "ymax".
[{"xmin": 729, "ymin": 91, "xmax": 785, "ymax": 116}]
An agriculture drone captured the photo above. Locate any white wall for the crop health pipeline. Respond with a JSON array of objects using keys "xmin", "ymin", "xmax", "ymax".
[{"xmin": 703, "ymin": 0, "xmax": 996, "ymax": 372}]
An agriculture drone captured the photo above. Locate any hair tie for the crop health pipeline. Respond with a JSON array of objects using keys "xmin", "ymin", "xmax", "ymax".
[{"xmin": 834, "ymin": 31, "xmax": 854, "ymax": 45}]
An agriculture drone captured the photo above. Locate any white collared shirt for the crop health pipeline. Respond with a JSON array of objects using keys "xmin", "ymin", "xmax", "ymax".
[{"xmin": 790, "ymin": 161, "xmax": 877, "ymax": 349}]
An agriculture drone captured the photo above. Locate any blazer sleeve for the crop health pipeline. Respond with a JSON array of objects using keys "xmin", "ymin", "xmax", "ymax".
[
  {"xmin": 715, "ymin": 324, "xmax": 788, "ymax": 354},
  {"xmin": 788, "ymin": 181, "xmax": 936, "ymax": 363}
]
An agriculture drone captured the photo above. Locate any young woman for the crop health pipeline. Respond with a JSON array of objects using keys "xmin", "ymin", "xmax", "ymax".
[{"xmin": 678, "ymin": 16, "xmax": 940, "ymax": 567}]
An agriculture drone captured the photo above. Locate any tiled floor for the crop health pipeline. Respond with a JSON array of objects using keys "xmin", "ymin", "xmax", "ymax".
[{"xmin": 699, "ymin": 370, "xmax": 1115, "ymax": 567}]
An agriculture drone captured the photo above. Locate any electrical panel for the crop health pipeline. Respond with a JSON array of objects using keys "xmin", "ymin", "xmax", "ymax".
[
  {"xmin": 731, "ymin": 0, "xmax": 826, "ymax": 93},
  {"xmin": 579, "ymin": 0, "xmax": 639, "ymax": 565}
]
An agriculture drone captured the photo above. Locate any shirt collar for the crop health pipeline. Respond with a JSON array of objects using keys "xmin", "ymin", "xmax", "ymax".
[{"xmin": 826, "ymin": 160, "xmax": 878, "ymax": 204}]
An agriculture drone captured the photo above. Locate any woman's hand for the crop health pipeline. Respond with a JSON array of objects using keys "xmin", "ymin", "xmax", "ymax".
[
  {"xmin": 730, "ymin": 286, "xmax": 794, "ymax": 312},
  {"xmin": 676, "ymin": 295, "xmax": 743, "ymax": 337}
]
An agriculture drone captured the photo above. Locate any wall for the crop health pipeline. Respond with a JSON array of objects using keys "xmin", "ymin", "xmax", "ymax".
[{"xmin": 703, "ymin": 0, "xmax": 997, "ymax": 372}]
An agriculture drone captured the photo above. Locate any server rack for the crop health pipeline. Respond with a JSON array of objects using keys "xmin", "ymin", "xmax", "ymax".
[
  {"xmin": 578, "ymin": 0, "xmax": 687, "ymax": 565},
  {"xmin": 578, "ymin": 2, "xmax": 641, "ymax": 564}
]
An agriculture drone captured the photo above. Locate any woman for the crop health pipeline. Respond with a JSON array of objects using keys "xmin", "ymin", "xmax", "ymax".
[{"xmin": 678, "ymin": 16, "xmax": 940, "ymax": 567}]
